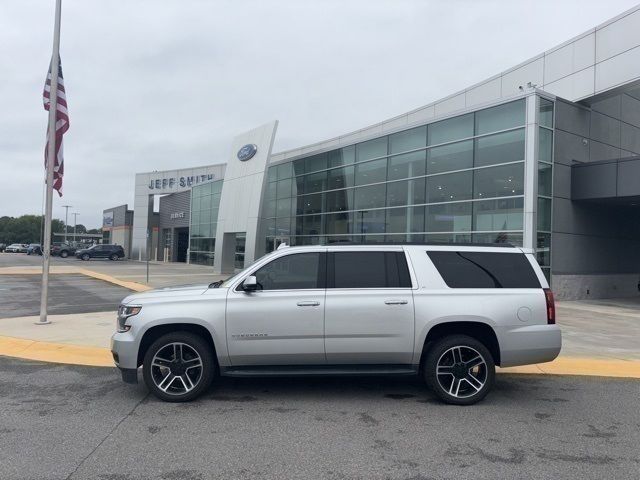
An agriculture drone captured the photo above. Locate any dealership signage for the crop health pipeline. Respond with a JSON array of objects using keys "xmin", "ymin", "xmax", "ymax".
[
  {"xmin": 148, "ymin": 174, "xmax": 215, "ymax": 190},
  {"xmin": 237, "ymin": 144, "xmax": 257, "ymax": 162},
  {"xmin": 103, "ymin": 211, "xmax": 114, "ymax": 227},
  {"xmin": 170, "ymin": 212, "xmax": 185, "ymax": 220}
]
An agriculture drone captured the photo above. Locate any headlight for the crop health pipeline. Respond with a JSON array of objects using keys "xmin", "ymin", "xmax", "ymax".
[{"xmin": 117, "ymin": 305, "xmax": 141, "ymax": 332}]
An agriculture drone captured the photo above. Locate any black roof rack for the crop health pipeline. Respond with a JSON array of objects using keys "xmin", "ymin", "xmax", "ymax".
[{"xmin": 316, "ymin": 241, "xmax": 516, "ymax": 248}]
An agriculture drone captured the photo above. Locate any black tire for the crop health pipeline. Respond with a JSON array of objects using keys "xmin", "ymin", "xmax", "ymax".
[
  {"xmin": 81, "ymin": 253, "xmax": 90, "ymax": 261},
  {"xmin": 60, "ymin": 250, "xmax": 68, "ymax": 258},
  {"xmin": 109, "ymin": 254, "xmax": 118, "ymax": 261},
  {"xmin": 142, "ymin": 332, "xmax": 215, "ymax": 402},
  {"xmin": 423, "ymin": 334, "xmax": 495, "ymax": 405}
]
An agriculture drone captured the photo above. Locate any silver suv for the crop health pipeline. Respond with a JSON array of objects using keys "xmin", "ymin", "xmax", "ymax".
[{"xmin": 111, "ymin": 244, "xmax": 561, "ymax": 405}]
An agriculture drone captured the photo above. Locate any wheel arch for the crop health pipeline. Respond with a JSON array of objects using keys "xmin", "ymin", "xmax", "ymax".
[
  {"xmin": 420, "ymin": 321, "xmax": 501, "ymax": 368},
  {"xmin": 137, "ymin": 323, "xmax": 218, "ymax": 367}
]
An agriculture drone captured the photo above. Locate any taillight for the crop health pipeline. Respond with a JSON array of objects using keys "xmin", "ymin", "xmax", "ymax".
[{"xmin": 544, "ymin": 288, "xmax": 555, "ymax": 324}]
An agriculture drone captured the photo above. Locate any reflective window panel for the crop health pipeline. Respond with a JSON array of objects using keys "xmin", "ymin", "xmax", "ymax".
[
  {"xmin": 473, "ymin": 163, "xmax": 524, "ymax": 199},
  {"xmin": 473, "ymin": 197, "xmax": 524, "ymax": 231},
  {"xmin": 475, "ymin": 99, "xmax": 525, "ymax": 135},
  {"xmin": 474, "ymin": 129, "xmax": 525, "ymax": 167},
  {"xmin": 355, "ymin": 158, "xmax": 388, "ymax": 185},
  {"xmin": 426, "ymin": 171, "xmax": 473, "ymax": 203},
  {"xmin": 389, "ymin": 126, "xmax": 427, "ymax": 154},
  {"xmin": 427, "ymin": 140, "xmax": 473, "ymax": 174},
  {"xmin": 356, "ymin": 137, "xmax": 388, "ymax": 162},
  {"xmin": 388, "ymin": 151, "xmax": 426, "ymax": 180},
  {"xmin": 428, "ymin": 113, "xmax": 474, "ymax": 145},
  {"xmin": 425, "ymin": 202, "xmax": 472, "ymax": 232}
]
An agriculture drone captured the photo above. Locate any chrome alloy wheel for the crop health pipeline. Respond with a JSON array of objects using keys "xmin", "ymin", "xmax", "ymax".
[
  {"xmin": 150, "ymin": 342, "xmax": 203, "ymax": 396},
  {"xmin": 435, "ymin": 346, "xmax": 488, "ymax": 399}
]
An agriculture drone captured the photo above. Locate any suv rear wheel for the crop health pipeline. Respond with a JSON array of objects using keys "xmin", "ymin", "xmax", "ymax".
[
  {"xmin": 142, "ymin": 332, "xmax": 215, "ymax": 402},
  {"xmin": 60, "ymin": 250, "xmax": 68, "ymax": 258},
  {"xmin": 109, "ymin": 253, "xmax": 119, "ymax": 261},
  {"xmin": 423, "ymin": 334, "xmax": 495, "ymax": 405}
]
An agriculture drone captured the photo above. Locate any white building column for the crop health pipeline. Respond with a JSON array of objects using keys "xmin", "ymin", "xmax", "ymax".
[
  {"xmin": 213, "ymin": 121, "xmax": 279, "ymax": 274},
  {"xmin": 522, "ymin": 93, "xmax": 540, "ymax": 250}
]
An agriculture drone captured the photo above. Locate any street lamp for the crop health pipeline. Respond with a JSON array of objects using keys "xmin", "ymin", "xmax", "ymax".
[
  {"xmin": 72, "ymin": 212, "xmax": 79, "ymax": 245},
  {"xmin": 61, "ymin": 205, "xmax": 72, "ymax": 243}
]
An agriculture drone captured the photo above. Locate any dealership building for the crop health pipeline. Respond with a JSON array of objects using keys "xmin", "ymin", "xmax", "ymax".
[{"xmin": 104, "ymin": 7, "xmax": 640, "ymax": 300}]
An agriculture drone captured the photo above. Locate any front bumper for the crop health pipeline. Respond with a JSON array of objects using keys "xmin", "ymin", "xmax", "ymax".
[
  {"xmin": 498, "ymin": 324, "xmax": 562, "ymax": 367},
  {"xmin": 118, "ymin": 366, "xmax": 139, "ymax": 384},
  {"xmin": 110, "ymin": 331, "xmax": 139, "ymax": 370}
]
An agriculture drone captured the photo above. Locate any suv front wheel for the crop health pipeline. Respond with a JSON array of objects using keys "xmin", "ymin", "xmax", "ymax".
[
  {"xmin": 142, "ymin": 332, "xmax": 215, "ymax": 402},
  {"xmin": 424, "ymin": 335, "xmax": 495, "ymax": 405}
]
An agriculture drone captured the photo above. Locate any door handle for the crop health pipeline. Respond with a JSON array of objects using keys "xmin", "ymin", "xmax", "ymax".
[
  {"xmin": 297, "ymin": 301, "xmax": 320, "ymax": 307},
  {"xmin": 384, "ymin": 300, "xmax": 408, "ymax": 305}
]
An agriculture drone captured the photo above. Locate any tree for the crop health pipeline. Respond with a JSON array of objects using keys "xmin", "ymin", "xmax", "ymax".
[
  {"xmin": 0, "ymin": 215, "xmax": 65, "ymax": 244},
  {"xmin": 73, "ymin": 224, "xmax": 88, "ymax": 234}
]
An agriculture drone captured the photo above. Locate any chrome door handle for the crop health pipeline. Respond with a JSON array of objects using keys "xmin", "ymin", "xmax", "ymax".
[
  {"xmin": 297, "ymin": 301, "xmax": 320, "ymax": 307},
  {"xmin": 384, "ymin": 300, "xmax": 408, "ymax": 305}
]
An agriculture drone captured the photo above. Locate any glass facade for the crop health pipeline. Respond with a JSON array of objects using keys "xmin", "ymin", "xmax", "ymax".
[
  {"xmin": 261, "ymin": 99, "xmax": 528, "ymax": 250},
  {"xmin": 188, "ymin": 180, "xmax": 223, "ymax": 266}
]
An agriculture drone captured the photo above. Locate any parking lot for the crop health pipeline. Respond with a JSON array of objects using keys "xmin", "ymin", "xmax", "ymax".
[
  {"xmin": 0, "ymin": 356, "xmax": 638, "ymax": 480},
  {"xmin": 0, "ymin": 252, "xmax": 225, "ymax": 289},
  {"xmin": 0, "ymin": 252, "xmax": 639, "ymax": 479},
  {"xmin": 0, "ymin": 274, "xmax": 131, "ymax": 318}
]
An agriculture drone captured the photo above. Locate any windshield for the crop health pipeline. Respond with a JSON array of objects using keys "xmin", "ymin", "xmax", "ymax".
[{"xmin": 88, "ymin": 245, "xmax": 97, "ymax": 250}]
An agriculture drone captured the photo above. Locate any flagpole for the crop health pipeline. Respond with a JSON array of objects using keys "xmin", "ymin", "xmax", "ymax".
[{"xmin": 38, "ymin": 0, "xmax": 63, "ymax": 325}]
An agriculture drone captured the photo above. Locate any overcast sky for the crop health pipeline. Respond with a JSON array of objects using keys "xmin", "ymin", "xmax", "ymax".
[{"xmin": 1, "ymin": 0, "xmax": 638, "ymax": 228}]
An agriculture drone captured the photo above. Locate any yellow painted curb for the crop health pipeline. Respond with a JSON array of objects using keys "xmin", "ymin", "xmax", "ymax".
[
  {"xmin": 0, "ymin": 335, "xmax": 113, "ymax": 367},
  {"xmin": 77, "ymin": 268, "xmax": 152, "ymax": 293},
  {"xmin": 0, "ymin": 265, "xmax": 152, "ymax": 292},
  {"xmin": 0, "ymin": 332, "xmax": 639, "ymax": 378},
  {"xmin": 499, "ymin": 356, "xmax": 640, "ymax": 378}
]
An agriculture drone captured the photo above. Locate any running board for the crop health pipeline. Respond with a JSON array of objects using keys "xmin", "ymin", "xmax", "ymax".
[{"xmin": 220, "ymin": 365, "xmax": 419, "ymax": 377}]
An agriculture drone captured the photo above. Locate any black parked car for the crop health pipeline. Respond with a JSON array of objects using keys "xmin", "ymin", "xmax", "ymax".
[
  {"xmin": 51, "ymin": 243, "xmax": 76, "ymax": 258},
  {"xmin": 75, "ymin": 244, "xmax": 125, "ymax": 261}
]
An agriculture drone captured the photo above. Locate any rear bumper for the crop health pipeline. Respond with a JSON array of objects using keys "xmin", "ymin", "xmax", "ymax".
[{"xmin": 498, "ymin": 324, "xmax": 561, "ymax": 367}]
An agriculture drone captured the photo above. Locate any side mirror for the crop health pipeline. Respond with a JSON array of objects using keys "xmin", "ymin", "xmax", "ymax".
[{"xmin": 243, "ymin": 275, "xmax": 258, "ymax": 292}]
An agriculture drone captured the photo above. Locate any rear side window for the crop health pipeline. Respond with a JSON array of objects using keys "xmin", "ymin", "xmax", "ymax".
[
  {"xmin": 427, "ymin": 251, "xmax": 541, "ymax": 288},
  {"xmin": 330, "ymin": 251, "xmax": 412, "ymax": 288}
]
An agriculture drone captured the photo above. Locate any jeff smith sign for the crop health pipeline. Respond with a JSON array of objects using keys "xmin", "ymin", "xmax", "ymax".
[{"xmin": 148, "ymin": 174, "xmax": 215, "ymax": 190}]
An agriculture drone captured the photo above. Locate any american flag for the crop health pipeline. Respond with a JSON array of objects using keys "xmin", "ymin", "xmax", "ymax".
[{"xmin": 43, "ymin": 58, "xmax": 69, "ymax": 197}]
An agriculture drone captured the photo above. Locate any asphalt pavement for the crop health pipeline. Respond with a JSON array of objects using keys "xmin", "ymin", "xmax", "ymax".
[
  {"xmin": 0, "ymin": 356, "xmax": 638, "ymax": 480},
  {"xmin": 0, "ymin": 274, "xmax": 131, "ymax": 318}
]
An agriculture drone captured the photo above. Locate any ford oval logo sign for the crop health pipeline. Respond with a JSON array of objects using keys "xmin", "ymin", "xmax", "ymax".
[{"xmin": 237, "ymin": 144, "xmax": 258, "ymax": 162}]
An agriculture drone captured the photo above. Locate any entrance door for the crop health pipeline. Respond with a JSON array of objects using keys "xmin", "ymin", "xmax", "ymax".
[
  {"xmin": 175, "ymin": 228, "xmax": 189, "ymax": 263},
  {"xmin": 226, "ymin": 250, "xmax": 326, "ymax": 366},
  {"xmin": 324, "ymin": 249, "xmax": 415, "ymax": 364}
]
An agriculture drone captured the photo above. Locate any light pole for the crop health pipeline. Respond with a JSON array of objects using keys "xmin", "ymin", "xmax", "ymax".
[
  {"xmin": 72, "ymin": 212, "xmax": 79, "ymax": 244},
  {"xmin": 61, "ymin": 205, "xmax": 72, "ymax": 243}
]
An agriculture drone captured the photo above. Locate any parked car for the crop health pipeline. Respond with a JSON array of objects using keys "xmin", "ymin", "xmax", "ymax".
[
  {"xmin": 51, "ymin": 243, "xmax": 76, "ymax": 258},
  {"xmin": 75, "ymin": 244, "xmax": 125, "ymax": 261},
  {"xmin": 27, "ymin": 244, "xmax": 42, "ymax": 255},
  {"xmin": 111, "ymin": 244, "xmax": 561, "ymax": 405},
  {"xmin": 5, "ymin": 243, "xmax": 28, "ymax": 253},
  {"xmin": 0, "ymin": 243, "xmax": 5, "ymax": 252}
]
